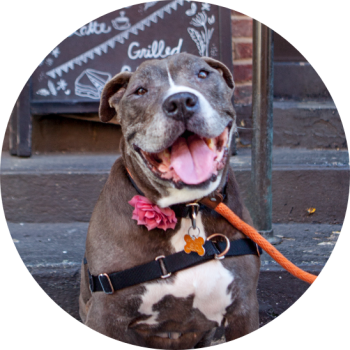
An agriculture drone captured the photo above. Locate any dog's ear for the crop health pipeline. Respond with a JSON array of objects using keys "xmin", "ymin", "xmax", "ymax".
[
  {"xmin": 99, "ymin": 71, "xmax": 133, "ymax": 123},
  {"xmin": 202, "ymin": 57, "xmax": 235, "ymax": 90}
]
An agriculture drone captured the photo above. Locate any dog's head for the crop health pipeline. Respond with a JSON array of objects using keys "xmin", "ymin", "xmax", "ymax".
[{"xmin": 99, "ymin": 53, "xmax": 236, "ymax": 207}]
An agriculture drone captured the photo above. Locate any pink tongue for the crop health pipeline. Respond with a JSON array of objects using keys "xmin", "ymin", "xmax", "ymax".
[{"xmin": 170, "ymin": 135, "xmax": 216, "ymax": 184}]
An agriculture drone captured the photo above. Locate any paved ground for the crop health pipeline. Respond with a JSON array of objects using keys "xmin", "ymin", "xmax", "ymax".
[
  {"xmin": 8, "ymin": 221, "xmax": 340, "ymax": 272},
  {"xmin": 7, "ymin": 221, "xmax": 341, "ymax": 331},
  {"xmin": 3, "ymin": 148, "xmax": 345, "ymax": 343}
]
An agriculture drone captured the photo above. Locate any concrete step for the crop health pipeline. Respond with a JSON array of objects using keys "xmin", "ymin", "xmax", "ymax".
[
  {"xmin": 7, "ymin": 221, "xmax": 341, "ymax": 326},
  {"xmin": 273, "ymin": 100, "xmax": 346, "ymax": 149},
  {"xmin": 236, "ymin": 100, "xmax": 346, "ymax": 149},
  {"xmin": 1, "ymin": 148, "xmax": 348, "ymax": 224},
  {"xmin": 274, "ymin": 62, "xmax": 331, "ymax": 99}
]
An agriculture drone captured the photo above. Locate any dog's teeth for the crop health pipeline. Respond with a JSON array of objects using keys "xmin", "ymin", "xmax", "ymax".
[
  {"xmin": 158, "ymin": 149, "xmax": 171, "ymax": 162},
  {"xmin": 205, "ymin": 138, "xmax": 215, "ymax": 150}
]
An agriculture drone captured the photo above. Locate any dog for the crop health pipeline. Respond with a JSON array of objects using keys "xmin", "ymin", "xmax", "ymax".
[{"xmin": 79, "ymin": 53, "xmax": 260, "ymax": 349}]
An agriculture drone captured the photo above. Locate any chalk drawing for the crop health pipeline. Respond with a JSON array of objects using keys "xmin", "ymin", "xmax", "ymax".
[
  {"xmin": 185, "ymin": 2, "xmax": 197, "ymax": 16},
  {"xmin": 56, "ymin": 79, "xmax": 68, "ymax": 91},
  {"xmin": 121, "ymin": 65, "xmax": 132, "ymax": 72},
  {"xmin": 46, "ymin": 0, "xmax": 185, "ymax": 79},
  {"xmin": 36, "ymin": 88, "xmax": 50, "ymax": 96},
  {"xmin": 48, "ymin": 80, "xmax": 57, "ymax": 96},
  {"xmin": 112, "ymin": 11, "xmax": 131, "ymax": 31},
  {"xmin": 45, "ymin": 58, "xmax": 54, "ymax": 66},
  {"xmin": 128, "ymin": 39, "xmax": 183, "ymax": 60},
  {"xmin": 38, "ymin": 71, "xmax": 46, "ymax": 82},
  {"xmin": 187, "ymin": 11, "xmax": 214, "ymax": 57},
  {"xmin": 208, "ymin": 15, "xmax": 215, "ymax": 25},
  {"xmin": 144, "ymin": 2, "xmax": 158, "ymax": 11},
  {"xmin": 75, "ymin": 69, "xmax": 112, "ymax": 100},
  {"xmin": 73, "ymin": 20, "xmax": 112, "ymax": 37},
  {"xmin": 201, "ymin": 3, "xmax": 210, "ymax": 12},
  {"xmin": 51, "ymin": 47, "xmax": 60, "ymax": 58},
  {"xmin": 36, "ymin": 79, "xmax": 70, "ymax": 97},
  {"xmin": 210, "ymin": 44, "xmax": 218, "ymax": 57}
]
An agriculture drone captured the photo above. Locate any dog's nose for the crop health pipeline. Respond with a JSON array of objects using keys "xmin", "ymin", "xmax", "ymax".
[{"xmin": 163, "ymin": 92, "xmax": 198, "ymax": 121}]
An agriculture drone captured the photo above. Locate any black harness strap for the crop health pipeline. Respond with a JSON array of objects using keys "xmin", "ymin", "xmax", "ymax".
[
  {"xmin": 86, "ymin": 168, "xmax": 262, "ymax": 294},
  {"xmin": 88, "ymin": 238, "xmax": 262, "ymax": 294}
]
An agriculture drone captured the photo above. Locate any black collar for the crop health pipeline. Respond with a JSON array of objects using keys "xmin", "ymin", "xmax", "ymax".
[{"xmin": 126, "ymin": 169, "xmax": 228, "ymax": 218}]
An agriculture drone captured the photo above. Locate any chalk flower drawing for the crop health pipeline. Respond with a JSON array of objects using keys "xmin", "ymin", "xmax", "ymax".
[
  {"xmin": 201, "ymin": 3, "xmax": 210, "ymax": 12},
  {"xmin": 187, "ymin": 11, "xmax": 214, "ymax": 57},
  {"xmin": 36, "ymin": 79, "xmax": 68, "ymax": 96},
  {"xmin": 56, "ymin": 79, "xmax": 68, "ymax": 91},
  {"xmin": 208, "ymin": 15, "xmax": 215, "ymax": 25}
]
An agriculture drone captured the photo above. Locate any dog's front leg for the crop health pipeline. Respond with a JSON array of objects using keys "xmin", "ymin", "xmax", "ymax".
[
  {"xmin": 225, "ymin": 301, "xmax": 259, "ymax": 343},
  {"xmin": 224, "ymin": 266, "xmax": 259, "ymax": 343},
  {"xmin": 194, "ymin": 328, "xmax": 217, "ymax": 348}
]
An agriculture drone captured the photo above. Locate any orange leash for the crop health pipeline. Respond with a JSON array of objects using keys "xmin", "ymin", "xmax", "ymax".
[
  {"xmin": 214, "ymin": 202, "xmax": 317, "ymax": 284},
  {"xmin": 126, "ymin": 167, "xmax": 316, "ymax": 284}
]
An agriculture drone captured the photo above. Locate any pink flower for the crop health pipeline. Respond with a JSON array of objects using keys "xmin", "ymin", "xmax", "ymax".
[{"xmin": 128, "ymin": 195, "xmax": 177, "ymax": 231}]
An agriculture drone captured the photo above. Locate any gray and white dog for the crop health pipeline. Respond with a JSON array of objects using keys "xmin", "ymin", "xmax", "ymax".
[{"xmin": 79, "ymin": 53, "xmax": 260, "ymax": 349}]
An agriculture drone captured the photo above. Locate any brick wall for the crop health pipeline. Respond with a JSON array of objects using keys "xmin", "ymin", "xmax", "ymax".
[{"xmin": 231, "ymin": 10, "xmax": 253, "ymax": 105}]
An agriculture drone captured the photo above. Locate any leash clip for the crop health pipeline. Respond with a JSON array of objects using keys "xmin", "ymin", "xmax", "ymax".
[{"xmin": 186, "ymin": 202, "xmax": 200, "ymax": 229}]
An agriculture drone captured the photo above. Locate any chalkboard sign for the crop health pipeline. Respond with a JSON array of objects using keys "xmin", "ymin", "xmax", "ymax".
[
  {"xmin": 11, "ymin": 1, "xmax": 232, "ymax": 156},
  {"xmin": 30, "ymin": 0, "xmax": 232, "ymax": 113}
]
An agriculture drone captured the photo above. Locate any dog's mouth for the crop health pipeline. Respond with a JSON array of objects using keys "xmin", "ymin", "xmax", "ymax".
[{"xmin": 135, "ymin": 123, "xmax": 231, "ymax": 187}]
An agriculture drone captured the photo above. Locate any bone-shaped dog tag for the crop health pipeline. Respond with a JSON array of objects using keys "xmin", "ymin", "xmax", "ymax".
[{"xmin": 184, "ymin": 234, "xmax": 205, "ymax": 256}]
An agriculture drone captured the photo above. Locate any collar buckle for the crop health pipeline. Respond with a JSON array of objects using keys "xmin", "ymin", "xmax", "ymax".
[
  {"xmin": 155, "ymin": 255, "xmax": 172, "ymax": 279},
  {"xmin": 98, "ymin": 273, "xmax": 115, "ymax": 294}
]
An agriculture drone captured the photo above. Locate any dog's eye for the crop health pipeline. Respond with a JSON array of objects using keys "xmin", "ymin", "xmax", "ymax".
[
  {"xmin": 198, "ymin": 70, "xmax": 209, "ymax": 79},
  {"xmin": 136, "ymin": 87, "xmax": 147, "ymax": 95}
]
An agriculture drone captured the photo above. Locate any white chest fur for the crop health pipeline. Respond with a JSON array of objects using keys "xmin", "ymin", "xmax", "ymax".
[{"xmin": 137, "ymin": 213, "xmax": 234, "ymax": 326}]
